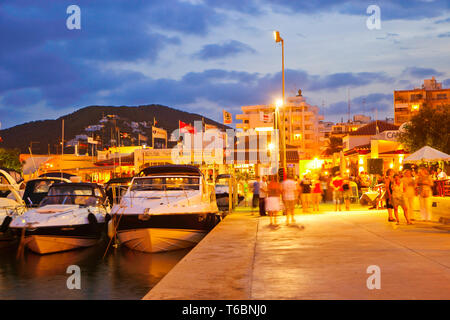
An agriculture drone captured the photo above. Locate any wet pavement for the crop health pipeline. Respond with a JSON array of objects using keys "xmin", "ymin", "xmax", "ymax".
[{"xmin": 145, "ymin": 205, "xmax": 450, "ymax": 300}]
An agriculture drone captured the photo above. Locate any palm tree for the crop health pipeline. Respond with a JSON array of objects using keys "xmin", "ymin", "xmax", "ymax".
[{"xmin": 324, "ymin": 136, "xmax": 343, "ymax": 156}]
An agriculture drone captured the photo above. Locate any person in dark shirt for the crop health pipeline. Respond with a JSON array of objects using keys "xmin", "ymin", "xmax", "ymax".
[{"xmin": 300, "ymin": 174, "xmax": 312, "ymax": 213}]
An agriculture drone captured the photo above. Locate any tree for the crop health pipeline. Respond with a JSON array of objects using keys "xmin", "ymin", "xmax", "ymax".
[
  {"xmin": 324, "ymin": 136, "xmax": 343, "ymax": 156},
  {"xmin": 398, "ymin": 103, "xmax": 450, "ymax": 154},
  {"xmin": 0, "ymin": 148, "xmax": 22, "ymax": 172}
]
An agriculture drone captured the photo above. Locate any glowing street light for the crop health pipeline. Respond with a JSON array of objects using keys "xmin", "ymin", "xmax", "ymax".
[
  {"xmin": 275, "ymin": 99, "xmax": 283, "ymax": 110},
  {"xmin": 273, "ymin": 30, "xmax": 286, "ymax": 171}
]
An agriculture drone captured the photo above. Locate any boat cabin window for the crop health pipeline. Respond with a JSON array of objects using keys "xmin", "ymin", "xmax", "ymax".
[
  {"xmin": 40, "ymin": 186, "xmax": 101, "ymax": 207},
  {"xmin": 32, "ymin": 180, "xmax": 55, "ymax": 193},
  {"xmin": 131, "ymin": 177, "xmax": 200, "ymax": 191}
]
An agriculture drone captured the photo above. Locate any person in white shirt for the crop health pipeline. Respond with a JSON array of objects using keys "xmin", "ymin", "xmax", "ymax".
[
  {"xmin": 259, "ymin": 176, "xmax": 268, "ymax": 216},
  {"xmin": 281, "ymin": 174, "xmax": 298, "ymax": 225},
  {"xmin": 436, "ymin": 168, "xmax": 448, "ymax": 197}
]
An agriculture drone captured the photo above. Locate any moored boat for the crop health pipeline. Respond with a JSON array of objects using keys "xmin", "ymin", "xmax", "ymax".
[
  {"xmin": 9, "ymin": 183, "xmax": 110, "ymax": 254},
  {"xmin": 110, "ymin": 165, "xmax": 221, "ymax": 253}
]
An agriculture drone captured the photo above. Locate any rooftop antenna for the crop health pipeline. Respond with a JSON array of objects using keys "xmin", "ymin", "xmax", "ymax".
[
  {"xmin": 60, "ymin": 119, "xmax": 64, "ymax": 180},
  {"xmin": 347, "ymin": 88, "xmax": 351, "ymax": 123}
]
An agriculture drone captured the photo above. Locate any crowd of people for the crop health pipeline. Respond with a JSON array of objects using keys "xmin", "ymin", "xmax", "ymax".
[{"xmin": 244, "ymin": 164, "xmax": 448, "ymax": 226}]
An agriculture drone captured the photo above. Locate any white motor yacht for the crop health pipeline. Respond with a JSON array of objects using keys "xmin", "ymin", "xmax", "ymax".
[
  {"xmin": 110, "ymin": 165, "xmax": 220, "ymax": 253},
  {"xmin": 9, "ymin": 183, "xmax": 110, "ymax": 254}
]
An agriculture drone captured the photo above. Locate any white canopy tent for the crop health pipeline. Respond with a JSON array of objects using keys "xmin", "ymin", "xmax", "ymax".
[{"xmin": 403, "ymin": 146, "xmax": 450, "ymax": 162}]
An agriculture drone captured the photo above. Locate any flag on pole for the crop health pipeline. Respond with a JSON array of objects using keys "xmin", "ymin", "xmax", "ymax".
[
  {"xmin": 138, "ymin": 133, "xmax": 148, "ymax": 142},
  {"xmin": 179, "ymin": 120, "xmax": 196, "ymax": 133},
  {"xmin": 259, "ymin": 111, "xmax": 274, "ymax": 123},
  {"xmin": 153, "ymin": 117, "xmax": 157, "ymax": 126},
  {"xmin": 223, "ymin": 110, "xmax": 232, "ymax": 124},
  {"xmin": 87, "ymin": 137, "xmax": 99, "ymax": 144}
]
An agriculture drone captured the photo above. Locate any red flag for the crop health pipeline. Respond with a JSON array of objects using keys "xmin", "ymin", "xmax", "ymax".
[{"xmin": 179, "ymin": 120, "xmax": 196, "ymax": 134}]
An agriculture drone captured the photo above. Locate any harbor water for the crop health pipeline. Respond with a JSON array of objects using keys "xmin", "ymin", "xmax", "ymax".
[{"xmin": 0, "ymin": 239, "xmax": 190, "ymax": 299}]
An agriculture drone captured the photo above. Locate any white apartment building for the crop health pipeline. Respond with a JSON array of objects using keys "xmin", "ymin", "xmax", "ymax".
[{"xmin": 236, "ymin": 94, "xmax": 324, "ymax": 159}]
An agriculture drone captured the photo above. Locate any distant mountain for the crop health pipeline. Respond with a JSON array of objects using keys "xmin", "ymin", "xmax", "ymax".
[{"xmin": 0, "ymin": 104, "xmax": 229, "ymax": 154}]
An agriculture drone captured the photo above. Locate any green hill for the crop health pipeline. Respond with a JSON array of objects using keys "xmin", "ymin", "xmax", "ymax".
[{"xmin": 0, "ymin": 104, "xmax": 229, "ymax": 154}]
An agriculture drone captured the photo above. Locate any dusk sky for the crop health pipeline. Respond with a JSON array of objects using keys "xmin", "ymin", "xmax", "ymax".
[{"xmin": 0, "ymin": 0, "xmax": 449, "ymax": 129}]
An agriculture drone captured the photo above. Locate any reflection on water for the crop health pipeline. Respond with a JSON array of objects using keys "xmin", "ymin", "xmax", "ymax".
[{"xmin": 0, "ymin": 239, "xmax": 191, "ymax": 299}]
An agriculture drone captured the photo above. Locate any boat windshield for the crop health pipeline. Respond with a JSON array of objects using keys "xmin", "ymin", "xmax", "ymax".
[
  {"xmin": 39, "ymin": 186, "xmax": 102, "ymax": 207},
  {"xmin": 131, "ymin": 177, "xmax": 200, "ymax": 191}
]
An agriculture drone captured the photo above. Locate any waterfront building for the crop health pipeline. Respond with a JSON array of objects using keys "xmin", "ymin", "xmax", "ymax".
[
  {"xmin": 394, "ymin": 77, "xmax": 450, "ymax": 125},
  {"xmin": 342, "ymin": 120, "xmax": 407, "ymax": 175},
  {"xmin": 236, "ymin": 92, "xmax": 324, "ymax": 159},
  {"xmin": 330, "ymin": 114, "xmax": 372, "ymax": 138}
]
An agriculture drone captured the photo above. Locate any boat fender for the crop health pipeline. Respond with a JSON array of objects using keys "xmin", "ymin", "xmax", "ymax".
[
  {"xmin": 88, "ymin": 213, "xmax": 100, "ymax": 234},
  {"xmin": 88, "ymin": 213, "xmax": 98, "ymax": 225},
  {"xmin": 107, "ymin": 219, "xmax": 115, "ymax": 239},
  {"xmin": 0, "ymin": 216, "xmax": 12, "ymax": 233}
]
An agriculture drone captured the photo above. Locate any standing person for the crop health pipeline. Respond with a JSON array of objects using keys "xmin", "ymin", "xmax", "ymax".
[
  {"xmin": 311, "ymin": 175, "xmax": 322, "ymax": 212},
  {"xmin": 252, "ymin": 177, "xmax": 260, "ymax": 214},
  {"xmin": 417, "ymin": 167, "xmax": 433, "ymax": 221},
  {"xmin": 392, "ymin": 174, "xmax": 412, "ymax": 225},
  {"xmin": 320, "ymin": 174, "xmax": 328, "ymax": 203},
  {"xmin": 331, "ymin": 171, "xmax": 344, "ymax": 212},
  {"xmin": 385, "ymin": 169, "xmax": 396, "ymax": 222},
  {"xmin": 296, "ymin": 176, "xmax": 303, "ymax": 207},
  {"xmin": 259, "ymin": 176, "xmax": 268, "ymax": 216},
  {"xmin": 300, "ymin": 174, "xmax": 312, "ymax": 213},
  {"xmin": 243, "ymin": 180, "xmax": 249, "ymax": 207},
  {"xmin": 281, "ymin": 174, "xmax": 298, "ymax": 225},
  {"xmin": 266, "ymin": 175, "xmax": 281, "ymax": 225},
  {"xmin": 436, "ymin": 168, "xmax": 448, "ymax": 197},
  {"xmin": 402, "ymin": 169, "xmax": 417, "ymax": 221},
  {"xmin": 342, "ymin": 175, "xmax": 351, "ymax": 211}
]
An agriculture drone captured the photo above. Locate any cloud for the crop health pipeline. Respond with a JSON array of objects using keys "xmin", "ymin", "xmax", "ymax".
[
  {"xmin": 193, "ymin": 40, "xmax": 257, "ymax": 60},
  {"xmin": 443, "ymin": 79, "xmax": 450, "ymax": 87},
  {"xmin": 401, "ymin": 67, "xmax": 444, "ymax": 78},
  {"xmin": 437, "ymin": 32, "xmax": 450, "ymax": 38},
  {"xmin": 325, "ymin": 93, "xmax": 393, "ymax": 116},
  {"xmin": 435, "ymin": 17, "xmax": 450, "ymax": 23},
  {"xmin": 267, "ymin": 0, "xmax": 450, "ymax": 21}
]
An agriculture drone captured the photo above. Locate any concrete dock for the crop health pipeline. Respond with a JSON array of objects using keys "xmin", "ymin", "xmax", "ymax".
[{"xmin": 144, "ymin": 204, "xmax": 450, "ymax": 300}]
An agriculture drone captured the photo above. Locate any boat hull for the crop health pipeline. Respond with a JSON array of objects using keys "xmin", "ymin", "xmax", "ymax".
[
  {"xmin": 24, "ymin": 235, "xmax": 100, "ymax": 254},
  {"xmin": 117, "ymin": 228, "xmax": 206, "ymax": 253},
  {"xmin": 114, "ymin": 213, "xmax": 220, "ymax": 253},
  {"xmin": 12, "ymin": 223, "xmax": 105, "ymax": 254}
]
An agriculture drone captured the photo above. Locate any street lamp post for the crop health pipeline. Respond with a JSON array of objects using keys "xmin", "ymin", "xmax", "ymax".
[{"xmin": 273, "ymin": 31, "xmax": 287, "ymax": 171}]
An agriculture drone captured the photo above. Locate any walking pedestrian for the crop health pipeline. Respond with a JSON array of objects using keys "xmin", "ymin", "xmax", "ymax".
[
  {"xmin": 331, "ymin": 171, "xmax": 344, "ymax": 212},
  {"xmin": 259, "ymin": 176, "xmax": 267, "ymax": 216},
  {"xmin": 281, "ymin": 173, "xmax": 298, "ymax": 225},
  {"xmin": 243, "ymin": 180, "xmax": 249, "ymax": 207},
  {"xmin": 266, "ymin": 175, "xmax": 281, "ymax": 225},
  {"xmin": 436, "ymin": 168, "xmax": 447, "ymax": 197},
  {"xmin": 320, "ymin": 174, "xmax": 328, "ymax": 203},
  {"xmin": 385, "ymin": 169, "xmax": 396, "ymax": 222},
  {"xmin": 392, "ymin": 173, "xmax": 412, "ymax": 225},
  {"xmin": 312, "ymin": 174, "xmax": 322, "ymax": 212},
  {"xmin": 402, "ymin": 169, "xmax": 416, "ymax": 221},
  {"xmin": 417, "ymin": 167, "xmax": 433, "ymax": 221},
  {"xmin": 252, "ymin": 177, "xmax": 260, "ymax": 213},
  {"xmin": 342, "ymin": 174, "xmax": 351, "ymax": 211}
]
